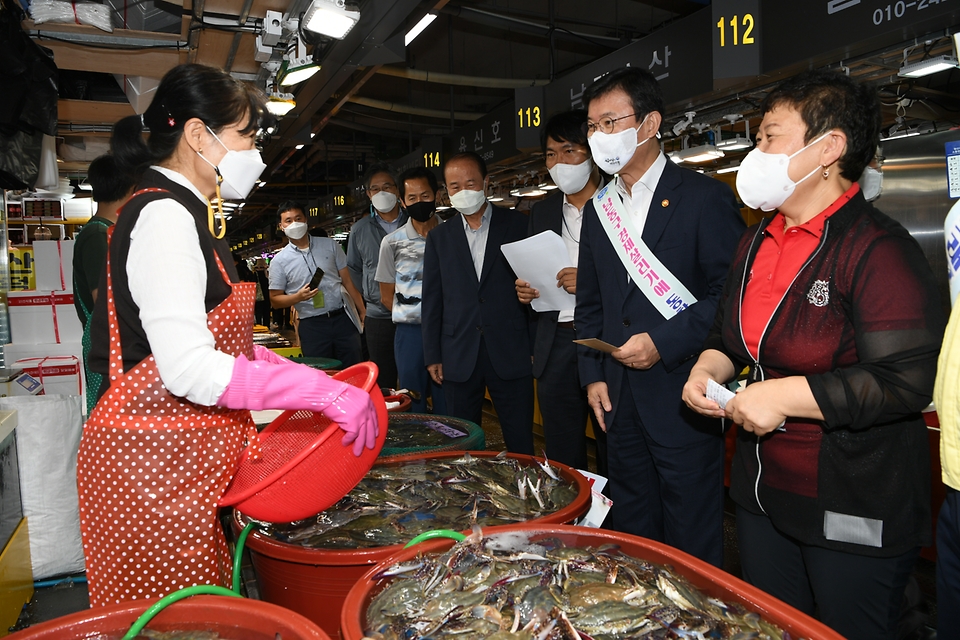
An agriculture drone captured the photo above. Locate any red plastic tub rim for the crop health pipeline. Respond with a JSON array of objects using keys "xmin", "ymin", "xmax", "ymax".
[
  {"xmin": 7, "ymin": 595, "xmax": 330, "ymax": 639},
  {"xmin": 339, "ymin": 523, "xmax": 845, "ymax": 640},
  {"xmin": 236, "ymin": 450, "xmax": 592, "ymax": 565}
]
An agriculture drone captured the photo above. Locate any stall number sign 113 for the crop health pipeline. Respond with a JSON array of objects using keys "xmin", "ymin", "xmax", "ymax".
[
  {"xmin": 716, "ymin": 13, "xmax": 755, "ymax": 47},
  {"xmin": 518, "ymin": 106, "xmax": 541, "ymax": 128}
]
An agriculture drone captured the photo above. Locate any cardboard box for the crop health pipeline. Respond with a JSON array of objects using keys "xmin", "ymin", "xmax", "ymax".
[
  {"xmin": 2, "ymin": 343, "xmax": 85, "ymax": 403},
  {"xmin": 11, "ymin": 357, "xmax": 82, "ymax": 398},
  {"xmin": 7, "ymin": 291, "xmax": 82, "ymax": 344},
  {"xmin": 33, "ymin": 240, "xmax": 74, "ymax": 292}
]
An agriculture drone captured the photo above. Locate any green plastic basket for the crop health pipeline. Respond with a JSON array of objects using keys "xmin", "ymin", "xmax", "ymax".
[
  {"xmin": 378, "ymin": 413, "xmax": 485, "ymax": 459},
  {"xmin": 287, "ymin": 356, "xmax": 342, "ymax": 370}
]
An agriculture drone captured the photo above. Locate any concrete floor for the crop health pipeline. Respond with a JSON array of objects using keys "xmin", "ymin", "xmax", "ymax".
[{"xmin": 10, "ymin": 398, "xmax": 939, "ymax": 639}]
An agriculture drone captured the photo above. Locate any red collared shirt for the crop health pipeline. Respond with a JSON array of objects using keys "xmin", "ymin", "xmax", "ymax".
[{"xmin": 741, "ymin": 183, "xmax": 860, "ymax": 360}]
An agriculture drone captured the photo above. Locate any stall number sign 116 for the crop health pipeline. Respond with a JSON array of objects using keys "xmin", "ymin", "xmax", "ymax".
[
  {"xmin": 518, "ymin": 106, "xmax": 541, "ymax": 128},
  {"xmin": 716, "ymin": 14, "xmax": 755, "ymax": 47}
]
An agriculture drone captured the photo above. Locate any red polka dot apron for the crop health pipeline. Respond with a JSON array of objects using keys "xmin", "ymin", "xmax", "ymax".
[{"xmin": 77, "ymin": 214, "xmax": 257, "ymax": 607}]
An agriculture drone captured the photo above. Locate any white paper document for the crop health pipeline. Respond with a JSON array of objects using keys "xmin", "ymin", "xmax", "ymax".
[
  {"xmin": 500, "ymin": 231, "xmax": 576, "ymax": 313},
  {"xmin": 706, "ymin": 379, "xmax": 735, "ymax": 410}
]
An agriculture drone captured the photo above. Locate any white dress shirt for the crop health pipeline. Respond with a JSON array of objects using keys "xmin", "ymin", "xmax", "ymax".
[
  {"xmin": 615, "ymin": 153, "xmax": 668, "ymax": 284},
  {"xmin": 460, "ymin": 202, "xmax": 492, "ymax": 280},
  {"xmin": 558, "ymin": 189, "xmax": 599, "ymax": 323}
]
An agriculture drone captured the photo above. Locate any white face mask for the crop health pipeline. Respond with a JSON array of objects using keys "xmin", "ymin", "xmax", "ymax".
[
  {"xmin": 587, "ymin": 114, "xmax": 652, "ymax": 175},
  {"xmin": 858, "ymin": 166, "xmax": 883, "ymax": 202},
  {"xmin": 283, "ymin": 221, "xmax": 308, "ymax": 240},
  {"xmin": 197, "ymin": 126, "xmax": 266, "ymax": 200},
  {"xmin": 735, "ymin": 131, "xmax": 832, "ymax": 211},
  {"xmin": 449, "ymin": 189, "xmax": 486, "ymax": 215},
  {"xmin": 371, "ymin": 191, "xmax": 398, "ymax": 213},
  {"xmin": 548, "ymin": 158, "xmax": 594, "ymax": 195}
]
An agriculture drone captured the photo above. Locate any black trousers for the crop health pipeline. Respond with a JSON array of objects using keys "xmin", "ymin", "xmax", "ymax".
[
  {"xmin": 364, "ymin": 316, "xmax": 398, "ymax": 389},
  {"xmin": 605, "ymin": 380, "xmax": 724, "ymax": 566},
  {"xmin": 536, "ymin": 325, "xmax": 606, "ymax": 472},
  {"xmin": 738, "ymin": 506, "xmax": 919, "ymax": 640},
  {"xmin": 254, "ymin": 300, "xmax": 271, "ymax": 326},
  {"xmin": 939, "ymin": 487, "xmax": 960, "ymax": 638},
  {"xmin": 297, "ymin": 312, "xmax": 361, "ymax": 366},
  {"xmin": 443, "ymin": 336, "xmax": 534, "ymax": 455}
]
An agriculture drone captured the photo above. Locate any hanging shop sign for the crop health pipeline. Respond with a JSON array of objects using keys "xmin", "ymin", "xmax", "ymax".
[
  {"xmin": 515, "ymin": 86, "xmax": 546, "ymax": 152},
  {"xmin": 543, "ymin": 8, "xmax": 713, "ymax": 114},
  {"xmin": 761, "ymin": 0, "xmax": 960, "ymax": 72},
  {"xmin": 448, "ymin": 101, "xmax": 519, "ymax": 168}
]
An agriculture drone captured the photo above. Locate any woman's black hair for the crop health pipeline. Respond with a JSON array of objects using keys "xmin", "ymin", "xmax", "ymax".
[
  {"xmin": 761, "ymin": 69, "xmax": 880, "ymax": 181},
  {"xmin": 398, "ymin": 166, "xmax": 439, "ymax": 198},
  {"xmin": 541, "ymin": 110, "xmax": 589, "ymax": 154},
  {"xmin": 583, "ymin": 67, "xmax": 665, "ymax": 126},
  {"xmin": 111, "ymin": 63, "xmax": 267, "ymax": 177}
]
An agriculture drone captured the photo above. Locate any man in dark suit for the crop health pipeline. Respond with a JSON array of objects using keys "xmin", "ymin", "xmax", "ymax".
[
  {"xmin": 422, "ymin": 152, "xmax": 534, "ymax": 454},
  {"xmin": 576, "ymin": 67, "xmax": 745, "ymax": 566},
  {"xmin": 516, "ymin": 110, "xmax": 607, "ymax": 473}
]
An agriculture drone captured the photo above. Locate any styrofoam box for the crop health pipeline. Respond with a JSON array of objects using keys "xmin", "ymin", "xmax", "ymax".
[
  {"xmin": 7, "ymin": 291, "xmax": 83, "ymax": 344},
  {"xmin": 2, "ymin": 342, "xmax": 85, "ymax": 402},
  {"xmin": 34, "ymin": 240, "xmax": 74, "ymax": 292},
  {"xmin": 12, "ymin": 357, "xmax": 82, "ymax": 398}
]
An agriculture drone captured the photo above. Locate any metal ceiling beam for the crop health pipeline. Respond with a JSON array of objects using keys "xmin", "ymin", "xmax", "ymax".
[
  {"xmin": 376, "ymin": 66, "xmax": 550, "ymax": 88},
  {"xmin": 59, "ymin": 99, "xmax": 136, "ymax": 125},
  {"xmin": 347, "ymin": 96, "xmax": 481, "ymax": 121},
  {"xmin": 35, "ymin": 39, "xmax": 186, "ymax": 78}
]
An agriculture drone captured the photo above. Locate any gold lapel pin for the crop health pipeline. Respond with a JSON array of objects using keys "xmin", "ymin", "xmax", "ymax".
[{"xmin": 661, "ymin": 199, "xmax": 670, "ymax": 208}]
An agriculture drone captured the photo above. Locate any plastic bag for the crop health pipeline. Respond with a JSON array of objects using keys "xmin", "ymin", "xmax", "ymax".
[{"xmin": 2, "ymin": 394, "xmax": 85, "ymax": 580}]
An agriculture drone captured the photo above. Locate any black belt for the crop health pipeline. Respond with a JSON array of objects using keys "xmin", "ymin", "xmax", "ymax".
[
  {"xmin": 557, "ymin": 321, "xmax": 575, "ymax": 329},
  {"xmin": 311, "ymin": 306, "xmax": 345, "ymax": 319}
]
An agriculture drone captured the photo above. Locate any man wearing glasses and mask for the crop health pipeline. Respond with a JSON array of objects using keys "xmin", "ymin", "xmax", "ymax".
[
  {"xmin": 575, "ymin": 67, "xmax": 744, "ymax": 565},
  {"xmin": 347, "ymin": 164, "xmax": 408, "ymax": 388}
]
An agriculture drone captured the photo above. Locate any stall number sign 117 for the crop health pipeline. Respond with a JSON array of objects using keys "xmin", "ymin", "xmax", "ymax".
[{"xmin": 716, "ymin": 14, "xmax": 756, "ymax": 47}]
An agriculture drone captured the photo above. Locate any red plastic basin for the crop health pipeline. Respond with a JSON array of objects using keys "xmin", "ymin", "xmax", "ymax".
[
  {"xmin": 237, "ymin": 451, "xmax": 591, "ymax": 639},
  {"xmin": 340, "ymin": 523, "xmax": 845, "ymax": 640},
  {"xmin": 8, "ymin": 595, "xmax": 329, "ymax": 639}
]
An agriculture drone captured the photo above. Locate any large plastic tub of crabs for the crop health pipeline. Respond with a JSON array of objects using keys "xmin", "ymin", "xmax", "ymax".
[
  {"xmin": 378, "ymin": 413, "xmax": 486, "ymax": 459},
  {"xmin": 235, "ymin": 451, "xmax": 590, "ymax": 639},
  {"xmin": 340, "ymin": 523, "xmax": 844, "ymax": 640},
  {"xmin": 8, "ymin": 595, "xmax": 329, "ymax": 639}
]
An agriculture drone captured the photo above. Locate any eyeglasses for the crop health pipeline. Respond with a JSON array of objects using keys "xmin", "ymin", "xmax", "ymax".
[{"xmin": 584, "ymin": 113, "xmax": 639, "ymax": 135}]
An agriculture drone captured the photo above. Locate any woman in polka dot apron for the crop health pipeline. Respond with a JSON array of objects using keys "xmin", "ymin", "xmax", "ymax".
[{"xmin": 77, "ymin": 64, "xmax": 379, "ymax": 607}]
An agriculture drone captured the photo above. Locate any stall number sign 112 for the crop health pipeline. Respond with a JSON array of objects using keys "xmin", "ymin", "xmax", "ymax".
[
  {"xmin": 716, "ymin": 14, "xmax": 755, "ymax": 47},
  {"xmin": 518, "ymin": 106, "xmax": 541, "ymax": 128}
]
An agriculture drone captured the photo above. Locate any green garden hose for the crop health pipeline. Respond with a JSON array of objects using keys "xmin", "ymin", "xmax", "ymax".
[{"xmin": 403, "ymin": 529, "xmax": 467, "ymax": 548}]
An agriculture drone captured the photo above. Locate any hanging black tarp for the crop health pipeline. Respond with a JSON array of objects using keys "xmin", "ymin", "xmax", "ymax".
[{"xmin": 0, "ymin": 0, "xmax": 59, "ymax": 189}]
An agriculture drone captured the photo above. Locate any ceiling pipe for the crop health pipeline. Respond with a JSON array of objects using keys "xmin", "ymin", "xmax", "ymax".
[
  {"xmin": 439, "ymin": 5, "xmax": 625, "ymax": 45},
  {"xmin": 346, "ymin": 96, "xmax": 481, "ymax": 121},
  {"xmin": 376, "ymin": 66, "xmax": 549, "ymax": 88}
]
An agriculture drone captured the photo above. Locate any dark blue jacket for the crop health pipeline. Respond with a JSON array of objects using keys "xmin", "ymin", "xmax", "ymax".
[
  {"xmin": 576, "ymin": 160, "xmax": 744, "ymax": 446},
  {"xmin": 422, "ymin": 204, "xmax": 532, "ymax": 383}
]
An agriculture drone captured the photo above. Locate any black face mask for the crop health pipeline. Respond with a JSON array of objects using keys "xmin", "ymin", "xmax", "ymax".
[{"xmin": 405, "ymin": 200, "xmax": 436, "ymax": 222}]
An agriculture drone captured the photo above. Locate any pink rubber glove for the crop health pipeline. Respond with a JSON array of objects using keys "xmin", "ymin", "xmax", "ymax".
[
  {"xmin": 252, "ymin": 345, "xmax": 292, "ymax": 366},
  {"xmin": 217, "ymin": 355, "xmax": 378, "ymax": 456}
]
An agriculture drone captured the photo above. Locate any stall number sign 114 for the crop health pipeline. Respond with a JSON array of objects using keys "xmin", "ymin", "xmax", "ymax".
[{"xmin": 716, "ymin": 14, "xmax": 756, "ymax": 47}]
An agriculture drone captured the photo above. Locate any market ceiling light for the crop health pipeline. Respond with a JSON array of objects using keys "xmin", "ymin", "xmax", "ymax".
[
  {"xmin": 405, "ymin": 13, "xmax": 437, "ymax": 46},
  {"xmin": 265, "ymin": 92, "xmax": 296, "ymax": 116},
  {"xmin": 716, "ymin": 136, "xmax": 753, "ymax": 151},
  {"xmin": 295, "ymin": 144, "xmax": 305, "ymax": 150},
  {"xmin": 518, "ymin": 186, "xmax": 547, "ymax": 197},
  {"xmin": 539, "ymin": 181, "xmax": 559, "ymax": 191},
  {"xmin": 302, "ymin": 0, "xmax": 360, "ymax": 39},
  {"xmin": 674, "ymin": 144, "xmax": 724, "ymax": 164},
  {"xmin": 898, "ymin": 54, "xmax": 960, "ymax": 78},
  {"xmin": 277, "ymin": 36, "xmax": 320, "ymax": 86},
  {"xmin": 716, "ymin": 164, "xmax": 741, "ymax": 174}
]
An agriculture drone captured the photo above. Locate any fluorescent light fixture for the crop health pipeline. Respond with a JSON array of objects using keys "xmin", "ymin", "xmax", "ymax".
[
  {"xmin": 405, "ymin": 13, "xmax": 437, "ymax": 46},
  {"xmin": 885, "ymin": 129, "xmax": 920, "ymax": 141},
  {"xmin": 509, "ymin": 187, "xmax": 522, "ymax": 196},
  {"xmin": 488, "ymin": 195, "xmax": 504, "ymax": 202},
  {"xmin": 303, "ymin": 0, "xmax": 360, "ymax": 39},
  {"xmin": 436, "ymin": 205, "xmax": 451, "ymax": 211},
  {"xmin": 518, "ymin": 186, "xmax": 547, "ymax": 197},
  {"xmin": 898, "ymin": 55, "xmax": 960, "ymax": 78},
  {"xmin": 954, "ymin": 32, "xmax": 960, "ymax": 59},
  {"xmin": 295, "ymin": 144, "xmax": 305, "ymax": 150},
  {"xmin": 716, "ymin": 164, "xmax": 740, "ymax": 174},
  {"xmin": 265, "ymin": 92, "xmax": 296, "ymax": 116},
  {"xmin": 310, "ymin": 132, "xmax": 316, "ymax": 138},
  {"xmin": 278, "ymin": 59, "xmax": 320, "ymax": 86},
  {"xmin": 716, "ymin": 136, "xmax": 753, "ymax": 151},
  {"xmin": 674, "ymin": 144, "xmax": 724, "ymax": 164},
  {"xmin": 539, "ymin": 181, "xmax": 559, "ymax": 191}
]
